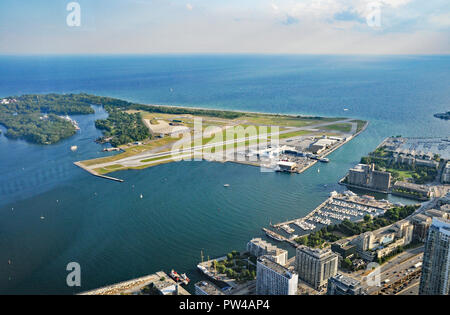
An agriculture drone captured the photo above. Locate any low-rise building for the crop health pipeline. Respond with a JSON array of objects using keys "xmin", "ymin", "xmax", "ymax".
[
  {"xmin": 327, "ymin": 273, "xmax": 365, "ymax": 295},
  {"xmin": 331, "ymin": 240, "xmax": 356, "ymax": 259},
  {"xmin": 307, "ymin": 137, "xmax": 338, "ymax": 154},
  {"xmin": 247, "ymin": 238, "xmax": 288, "ymax": 266},
  {"xmin": 392, "ymin": 181, "xmax": 432, "ymax": 200},
  {"xmin": 376, "ymin": 237, "xmax": 406, "ymax": 259},
  {"xmin": 426, "ymin": 209, "xmax": 449, "ymax": 220},
  {"xmin": 354, "ymin": 228, "xmax": 410, "ymax": 261},
  {"xmin": 415, "ymin": 158, "xmax": 439, "ymax": 169},
  {"xmin": 195, "ymin": 281, "xmax": 225, "ymax": 295},
  {"xmin": 277, "ymin": 161, "xmax": 297, "ymax": 173},
  {"xmin": 308, "ymin": 144, "xmax": 326, "ymax": 155}
]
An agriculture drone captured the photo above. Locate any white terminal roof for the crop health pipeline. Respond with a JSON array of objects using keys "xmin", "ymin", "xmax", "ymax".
[{"xmin": 314, "ymin": 138, "xmax": 337, "ymax": 146}]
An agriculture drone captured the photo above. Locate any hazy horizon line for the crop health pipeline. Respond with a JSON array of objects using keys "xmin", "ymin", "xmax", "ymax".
[{"xmin": 1, "ymin": 52, "xmax": 449, "ymax": 57}]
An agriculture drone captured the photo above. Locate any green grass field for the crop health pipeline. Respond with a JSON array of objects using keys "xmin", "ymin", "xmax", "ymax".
[{"xmin": 320, "ymin": 123, "xmax": 352, "ymax": 133}]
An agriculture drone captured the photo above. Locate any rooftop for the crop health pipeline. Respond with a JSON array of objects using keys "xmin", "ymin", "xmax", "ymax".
[
  {"xmin": 387, "ymin": 137, "xmax": 450, "ymax": 160},
  {"xmin": 431, "ymin": 217, "xmax": 450, "ymax": 236},
  {"xmin": 394, "ymin": 181, "xmax": 430, "ymax": 191},
  {"xmin": 258, "ymin": 256, "xmax": 296, "ymax": 279},
  {"xmin": 426, "ymin": 209, "xmax": 449, "ymax": 219},
  {"xmin": 412, "ymin": 213, "xmax": 432, "ymax": 223},
  {"xmin": 297, "ymin": 245, "xmax": 337, "ymax": 260},
  {"xmin": 249, "ymin": 238, "xmax": 287, "ymax": 256},
  {"xmin": 195, "ymin": 281, "xmax": 225, "ymax": 295},
  {"xmin": 330, "ymin": 273, "xmax": 361, "ymax": 288},
  {"xmin": 277, "ymin": 161, "xmax": 297, "ymax": 167}
]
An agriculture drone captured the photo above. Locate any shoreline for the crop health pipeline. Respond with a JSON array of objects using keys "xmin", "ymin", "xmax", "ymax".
[
  {"xmin": 137, "ymin": 101, "xmax": 350, "ymax": 121},
  {"xmin": 74, "ymin": 161, "xmax": 124, "ymax": 182}
]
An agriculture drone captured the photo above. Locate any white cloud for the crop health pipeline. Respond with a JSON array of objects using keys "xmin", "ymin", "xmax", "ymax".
[
  {"xmin": 0, "ymin": 0, "xmax": 448, "ymax": 54},
  {"xmin": 428, "ymin": 12, "xmax": 450, "ymax": 28},
  {"xmin": 273, "ymin": 0, "xmax": 414, "ymax": 22},
  {"xmin": 381, "ymin": 0, "xmax": 413, "ymax": 8}
]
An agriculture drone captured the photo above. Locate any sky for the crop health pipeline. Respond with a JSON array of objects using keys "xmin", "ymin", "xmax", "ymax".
[{"xmin": 0, "ymin": 0, "xmax": 449, "ymax": 54}]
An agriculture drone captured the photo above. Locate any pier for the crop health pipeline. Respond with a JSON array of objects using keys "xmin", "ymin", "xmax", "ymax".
[
  {"xmin": 79, "ymin": 271, "xmax": 190, "ymax": 295},
  {"xmin": 74, "ymin": 162, "xmax": 124, "ymax": 183},
  {"xmin": 272, "ymin": 197, "xmax": 331, "ymax": 228},
  {"xmin": 262, "ymin": 227, "xmax": 299, "ymax": 247}
]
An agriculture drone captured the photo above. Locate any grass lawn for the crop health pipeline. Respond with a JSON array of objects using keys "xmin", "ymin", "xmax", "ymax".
[
  {"xmin": 94, "ymin": 164, "xmax": 124, "ymax": 174},
  {"xmin": 320, "ymin": 123, "xmax": 353, "ymax": 133},
  {"xmin": 277, "ymin": 130, "xmax": 311, "ymax": 139},
  {"xmin": 386, "ymin": 168, "xmax": 414, "ymax": 181},
  {"xmin": 80, "ymin": 136, "xmax": 180, "ymax": 166},
  {"xmin": 355, "ymin": 120, "xmax": 368, "ymax": 133},
  {"xmin": 242, "ymin": 114, "xmax": 342, "ymax": 127}
]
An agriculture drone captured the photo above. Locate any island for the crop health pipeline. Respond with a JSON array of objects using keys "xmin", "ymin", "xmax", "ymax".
[
  {"xmin": 0, "ymin": 93, "xmax": 152, "ymax": 145},
  {"xmin": 434, "ymin": 111, "xmax": 450, "ymax": 120},
  {"xmin": 75, "ymin": 99, "xmax": 368, "ymax": 177},
  {"xmin": 0, "ymin": 94, "xmax": 94, "ymax": 144},
  {"xmin": 0, "ymin": 93, "xmax": 369, "ymax": 178}
]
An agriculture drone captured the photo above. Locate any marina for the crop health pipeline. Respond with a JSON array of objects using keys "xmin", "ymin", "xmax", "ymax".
[
  {"xmin": 268, "ymin": 190, "xmax": 396, "ymax": 246},
  {"xmin": 294, "ymin": 220, "xmax": 316, "ymax": 231}
]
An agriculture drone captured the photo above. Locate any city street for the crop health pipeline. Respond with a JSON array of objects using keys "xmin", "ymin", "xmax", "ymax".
[{"xmin": 360, "ymin": 246, "xmax": 424, "ymax": 295}]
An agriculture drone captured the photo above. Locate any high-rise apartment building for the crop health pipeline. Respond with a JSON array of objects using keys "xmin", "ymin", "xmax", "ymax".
[{"xmin": 419, "ymin": 218, "xmax": 450, "ymax": 295}]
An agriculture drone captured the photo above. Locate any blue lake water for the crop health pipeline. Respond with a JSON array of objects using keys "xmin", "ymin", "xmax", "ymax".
[{"xmin": 0, "ymin": 55, "xmax": 449, "ymax": 294}]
